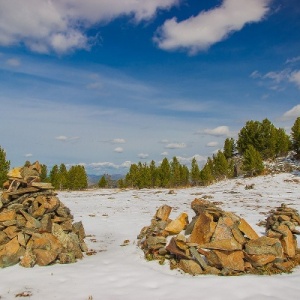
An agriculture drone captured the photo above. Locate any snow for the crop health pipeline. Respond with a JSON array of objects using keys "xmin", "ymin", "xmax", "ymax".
[{"xmin": 1, "ymin": 173, "xmax": 300, "ymax": 300}]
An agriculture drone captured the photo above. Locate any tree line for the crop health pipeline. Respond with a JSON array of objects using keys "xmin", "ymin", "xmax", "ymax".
[
  {"xmin": 1, "ymin": 117, "xmax": 300, "ymax": 190},
  {"xmin": 117, "ymin": 117, "xmax": 300, "ymax": 189}
]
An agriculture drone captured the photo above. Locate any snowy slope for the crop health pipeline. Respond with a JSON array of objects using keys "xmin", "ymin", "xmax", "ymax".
[{"xmin": 1, "ymin": 173, "xmax": 300, "ymax": 300}]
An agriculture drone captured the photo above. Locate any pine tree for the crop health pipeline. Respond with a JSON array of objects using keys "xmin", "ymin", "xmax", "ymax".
[
  {"xmin": 159, "ymin": 158, "xmax": 171, "ymax": 187},
  {"xmin": 0, "ymin": 146, "xmax": 10, "ymax": 187},
  {"xmin": 67, "ymin": 165, "xmax": 88, "ymax": 190},
  {"xmin": 276, "ymin": 128, "xmax": 291, "ymax": 157},
  {"xmin": 223, "ymin": 138, "xmax": 235, "ymax": 159},
  {"xmin": 213, "ymin": 150, "xmax": 230, "ymax": 180},
  {"xmin": 40, "ymin": 164, "xmax": 48, "ymax": 182},
  {"xmin": 190, "ymin": 157, "xmax": 201, "ymax": 186},
  {"xmin": 200, "ymin": 158, "xmax": 214, "ymax": 186},
  {"xmin": 242, "ymin": 145, "xmax": 264, "ymax": 176},
  {"xmin": 49, "ymin": 165, "xmax": 60, "ymax": 189},
  {"xmin": 59, "ymin": 163, "xmax": 68, "ymax": 190},
  {"xmin": 291, "ymin": 117, "xmax": 300, "ymax": 158},
  {"xmin": 98, "ymin": 175, "xmax": 108, "ymax": 188},
  {"xmin": 170, "ymin": 157, "xmax": 181, "ymax": 187}
]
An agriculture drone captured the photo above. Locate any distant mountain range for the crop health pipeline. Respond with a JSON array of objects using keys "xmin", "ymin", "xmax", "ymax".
[{"xmin": 87, "ymin": 174, "xmax": 124, "ymax": 186}]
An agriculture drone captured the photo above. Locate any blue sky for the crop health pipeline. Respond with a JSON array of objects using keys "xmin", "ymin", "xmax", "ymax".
[{"xmin": 0, "ymin": 0, "xmax": 300, "ymax": 175}]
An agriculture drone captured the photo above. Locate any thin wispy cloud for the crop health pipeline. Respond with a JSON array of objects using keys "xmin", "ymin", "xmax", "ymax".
[
  {"xmin": 281, "ymin": 105, "xmax": 300, "ymax": 121},
  {"xmin": 6, "ymin": 58, "xmax": 21, "ymax": 67},
  {"xmin": 165, "ymin": 143, "xmax": 186, "ymax": 149},
  {"xmin": 286, "ymin": 56, "xmax": 300, "ymax": 64},
  {"xmin": 55, "ymin": 136, "xmax": 80, "ymax": 142},
  {"xmin": 154, "ymin": 0, "xmax": 272, "ymax": 54},
  {"xmin": 251, "ymin": 68, "xmax": 300, "ymax": 90},
  {"xmin": 112, "ymin": 138, "xmax": 126, "ymax": 144},
  {"xmin": 207, "ymin": 141, "xmax": 219, "ymax": 147}
]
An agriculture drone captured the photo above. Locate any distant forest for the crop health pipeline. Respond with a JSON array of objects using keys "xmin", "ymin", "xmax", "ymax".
[{"xmin": 1, "ymin": 117, "xmax": 300, "ymax": 190}]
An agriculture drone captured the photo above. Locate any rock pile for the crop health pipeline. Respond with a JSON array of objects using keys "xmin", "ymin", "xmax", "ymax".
[
  {"xmin": 138, "ymin": 199, "xmax": 300, "ymax": 275},
  {"xmin": 0, "ymin": 162, "xmax": 87, "ymax": 268}
]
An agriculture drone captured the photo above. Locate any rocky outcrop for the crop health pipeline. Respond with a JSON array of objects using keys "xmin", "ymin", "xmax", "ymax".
[
  {"xmin": 138, "ymin": 199, "xmax": 300, "ymax": 276},
  {"xmin": 0, "ymin": 162, "xmax": 87, "ymax": 268}
]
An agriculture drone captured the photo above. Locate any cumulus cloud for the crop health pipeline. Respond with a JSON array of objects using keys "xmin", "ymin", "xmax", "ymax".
[
  {"xmin": 154, "ymin": 0, "xmax": 272, "ymax": 54},
  {"xmin": 0, "ymin": 0, "xmax": 178, "ymax": 54},
  {"xmin": 281, "ymin": 105, "xmax": 300, "ymax": 121},
  {"xmin": 114, "ymin": 147, "xmax": 124, "ymax": 153},
  {"xmin": 161, "ymin": 151, "xmax": 169, "ymax": 156},
  {"xmin": 165, "ymin": 143, "xmax": 186, "ymax": 149},
  {"xmin": 207, "ymin": 141, "xmax": 219, "ymax": 147},
  {"xmin": 138, "ymin": 153, "xmax": 149, "ymax": 159},
  {"xmin": 199, "ymin": 126, "xmax": 230, "ymax": 137}
]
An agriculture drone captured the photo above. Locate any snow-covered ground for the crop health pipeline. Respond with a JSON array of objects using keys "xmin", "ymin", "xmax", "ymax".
[{"xmin": 1, "ymin": 173, "xmax": 300, "ymax": 300}]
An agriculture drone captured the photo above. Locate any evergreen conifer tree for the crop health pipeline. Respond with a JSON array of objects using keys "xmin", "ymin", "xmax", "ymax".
[
  {"xmin": 98, "ymin": 175, "xmax": 108, "ymax": 188},
  {"xmin": 242, "ymin": 145, "xmax": 264, "ymax": 176},
  {"xmin": 190, "ymin": 157, "xmax": 201, "ymax": 186},
  {"xmin": 0, "ymin": 146, "xmax": 10, "ymax": 187},
  {"xmin": 291, "ymin": 117, "xmax": 300, "ymax": 158}
]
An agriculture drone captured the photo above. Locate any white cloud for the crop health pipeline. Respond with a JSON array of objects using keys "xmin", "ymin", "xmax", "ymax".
[
  {"xmin": 154, "ymin": 0, "xmax": 272, "ymax": 54},
  {"xmin": 55, "ymin": 135, "xmax": 80, "ymax": 142},
  {"xmin": 0, "ymin": 0, "xmax": 179, "ymax": 54},
  {"xmin": 161, "ymin": 151, "xmax": 168, "ymax": 156},
  {"xmin": 114, "ymin": 147, "xmax": 124, "ymax": 153},
  {"xmin": 289, "ymin": 71, "xmax": 300, "ymax": 88},
  {"xmin": 112, "ymin": 138, "xmax": 126, "ymax": 144},
  {"xmin": 250, "ymin": 70, "xmax": 262, "ymax": 79},
  {"xmin": 165, "ymin": 143, "xmax": 186, "ymax": 149},
  {"xmin": 264, "ymin": 69, "xmax": 290, "ymax": 83},
  {"xmin": 6, "ymin": 58, "xmax": 20, "ymax": 67},
  {"xmin": 24, "ymin": 153, "xmax": 33, "ymax": 158},
  {"xmin": 207, "ymin": 141, "xmax": 219, "ymax": 147},
  {"xmin": 286, "ymin": 56, "xmax": 300, "ymax": 64},
  {"xmin": 281, "ymin": 105, "xmax": 300, "ymax": 121},
  {"xmin": 138, "ymin": 153, "xmax": 149, "ymax": 159},
  {"xmin": 201, "ymin": 126, "xmax": 230, "ymax": 137}
]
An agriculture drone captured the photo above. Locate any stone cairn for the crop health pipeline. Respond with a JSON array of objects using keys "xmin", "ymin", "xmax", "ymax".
[
  {"xmin": 0, "ymin": 161, "xmax": 87, "ymax": 268},
  {"xmin": 138, "ymin": 199, "xmax": 300, "ymax": 275}
]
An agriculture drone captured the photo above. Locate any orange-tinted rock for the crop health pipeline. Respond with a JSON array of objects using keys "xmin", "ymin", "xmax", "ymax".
[
  {"xmin": 238, "ymin": 218, "xmax": 259, "ymax": 240},
  {"xmin": 200, "ymin": 238, "xmax": 242, "ymax": 251},
  {"xmin": 211, "ymin": 217, "xmax": 234, "ymax": 242},
  {"xmin": 178, "ymin": 259, "xmax": 203, "ymax": 275},
  {"xmin": 245, "ymin": 253, "xmax": 276, "ymax": 267},
  {"xmin": 0, "ymin": 237, "xmax": 25, "ymax": 268},
  {"xmin": 245, "ymin": 236, "xmax": 283, "ymax": 257},
  {"xmin": 33, "ymin": 249, "xmax": 58, "ymax": 266},
  {"xmin": 155, "ymin": 205, "xmax": 172, "ymax": 221},
  {"xmin": 19, "ymin": 250, "xmax": 37, "ymax": 268},
  {"xmin": 165, "ymin": 213, "xmax": 189, "ymax": 235},
  {"xmin": 213, "ymin": 250, "xmax": 245, "ymax": 271},
  {"xmin": 3, "ymin": 225, "xmax": 19, "ymax": 239},
  {"xmin": 166, "ymin": 237, "xmax": 190, "ymax": 259},
  {"xmin": 191, "ymin": 198, "xmax": 214, "ymax": 215},
  {"xmin": 232, "ymin": 225, "xmax": 247, "ymax": 245},
  {"xmin": 278, "ymin": 224, "xmax": 296, "ymax": 257},
  {"xmin": 0, "ymin": 209, "xmax": 16, "ymax": 222},
  {"xmin": 189, "ymin": 213, "xmax": 216, "ymax": 245}
]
